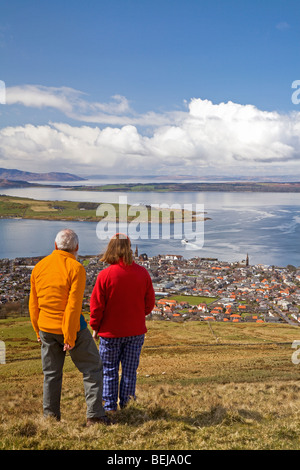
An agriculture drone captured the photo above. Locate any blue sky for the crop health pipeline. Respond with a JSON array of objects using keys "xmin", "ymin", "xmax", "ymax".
[{"xmin": 0, "ymin": 0, "xmax": 300, "ymax": 178}]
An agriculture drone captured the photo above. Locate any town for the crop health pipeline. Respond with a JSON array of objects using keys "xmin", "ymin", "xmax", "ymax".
[{"xmin": 1, "ymin": 249, "xmax": 300, "ymax": 327}]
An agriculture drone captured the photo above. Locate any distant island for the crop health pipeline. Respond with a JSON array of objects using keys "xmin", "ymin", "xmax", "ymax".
[
  {"xmin": 69, "ymin": 181, "xmax": 300, "ymax": 192},
  {"xmin": 0, "ymin": 168, "xmax": 300, "ymax": 192},
  {"xmin": 0, "ymin": 195, "xmax": 207, "ymax": 223},
  {"xmin": 1, "ymin": 179, "xmax": 300, "ymax": 193}
]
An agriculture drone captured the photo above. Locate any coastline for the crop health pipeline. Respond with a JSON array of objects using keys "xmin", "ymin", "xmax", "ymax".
[
  {"xmin": 2, "ymin": 179, "xmax": 300, "ymax": 193},
  {"xmin": 66, "ymin": 181, "xmax": 300, "ymax": 192}
]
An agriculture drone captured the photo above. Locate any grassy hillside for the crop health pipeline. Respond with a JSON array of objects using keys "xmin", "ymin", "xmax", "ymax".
[
  {"xmin": 0, "ymin": 195, "xmax": 196, "ymax": 223},
  {"xmin": 0, "ymin": 195, "xmax": 106, "ymax": 221},
  {"xmin": 1, "ymin": 317, "xmax": 300, "ymax": 450}
]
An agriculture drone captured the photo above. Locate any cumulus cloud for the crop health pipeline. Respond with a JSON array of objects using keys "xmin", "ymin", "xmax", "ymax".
[
  {"xmin": 6, "ymin": 85, "xmax": 80, "ymax": 113},
  {"xmin": 1, "ymin": 85, "xmax": 300, "ymax": 177}
]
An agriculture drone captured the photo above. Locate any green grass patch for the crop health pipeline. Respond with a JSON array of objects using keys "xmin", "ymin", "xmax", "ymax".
[
  {"xmin": 0, "ymin": 195, "xmax": 130, "ymax": 222},
  {"xmin": 167, "ymin": 294, "xmax": 217, "ymax": 305}
]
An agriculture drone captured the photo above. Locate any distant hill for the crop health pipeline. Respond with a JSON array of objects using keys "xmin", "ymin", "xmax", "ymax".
[
  {"xmin": 0, "ymin": 168, "xmax": 84, "ymax": 182},
  {"xmin": 0, "ymin": 179, "xmax": 35, "ymax": 188}
]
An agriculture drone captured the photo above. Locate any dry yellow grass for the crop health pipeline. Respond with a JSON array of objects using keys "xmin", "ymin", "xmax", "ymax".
[
  {"xmin": 1, "ymin": 318, "xmax": 300, "ymax": 450},
  {"xmin": 8, "ymin": 198, "xmax": 58, "ymax": 212}
]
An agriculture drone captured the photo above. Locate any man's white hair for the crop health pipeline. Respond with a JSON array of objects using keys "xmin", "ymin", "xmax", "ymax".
[{"xmin": 55, "ymin": 229, "xmax": 79, "ymax": 253}]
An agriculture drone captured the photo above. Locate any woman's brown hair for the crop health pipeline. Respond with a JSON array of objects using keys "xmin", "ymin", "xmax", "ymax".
[{"xmin": 100, "ymin": 233, "xmax": 133, "ymax": 265}]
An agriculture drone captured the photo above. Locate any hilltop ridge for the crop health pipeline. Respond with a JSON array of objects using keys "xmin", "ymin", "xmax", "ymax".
[{"xmin": 0, "ymin": 167, "xmax": 84, "ymax": 182}]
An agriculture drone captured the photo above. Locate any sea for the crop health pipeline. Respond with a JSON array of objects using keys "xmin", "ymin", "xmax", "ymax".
[{"xmin": 1, "ymin": 179, "xmax": 300, "ymax": 268}]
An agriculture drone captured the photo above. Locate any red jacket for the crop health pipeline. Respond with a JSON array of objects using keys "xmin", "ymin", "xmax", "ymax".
[{"xmin": 89, "ymin": 260, "xmax": 155, "ymax": 338}]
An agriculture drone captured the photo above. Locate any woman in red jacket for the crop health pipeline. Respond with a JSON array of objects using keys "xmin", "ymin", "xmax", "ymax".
[{"xmin": 90, "ymin": 233, "xmax": 155, "ymax": 412}]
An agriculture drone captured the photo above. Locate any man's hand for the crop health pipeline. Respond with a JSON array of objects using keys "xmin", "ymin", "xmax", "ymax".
[{"xmin": 63, "ymin": 343, "xmax": 73, "ymax": 351}]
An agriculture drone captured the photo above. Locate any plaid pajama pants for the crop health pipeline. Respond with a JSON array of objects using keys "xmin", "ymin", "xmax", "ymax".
[{"xmin": 99, "ymin": 334, "xmax": 145, "ymax": 411}]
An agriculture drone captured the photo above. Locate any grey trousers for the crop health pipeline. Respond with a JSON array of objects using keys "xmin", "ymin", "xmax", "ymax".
[{"xmin": 39, "ymin": 328, "xmax": 105, "ymax": 420}]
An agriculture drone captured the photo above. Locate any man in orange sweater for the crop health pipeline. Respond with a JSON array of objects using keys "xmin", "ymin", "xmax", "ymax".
[{"xmin": 29, "ymin": 228, "xmax": 108, "ymax": 426}]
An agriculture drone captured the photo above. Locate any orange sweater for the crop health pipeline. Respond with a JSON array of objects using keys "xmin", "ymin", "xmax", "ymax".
[{"xmin": 29, "ymin": 249, "xmax": 86, "ymax": 348}]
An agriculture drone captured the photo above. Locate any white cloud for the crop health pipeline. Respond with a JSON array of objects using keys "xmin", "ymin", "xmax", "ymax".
[
  {"xmin": 6, "ymin": 85, "xmax": 80, "ymax": 113},
  {"xmin": 1, "ymin": 87, "xmax": 300, "ymax": 177},
  {"xmin": 5, "ymin": 84, "xmax": 185, "ymax": 127}
]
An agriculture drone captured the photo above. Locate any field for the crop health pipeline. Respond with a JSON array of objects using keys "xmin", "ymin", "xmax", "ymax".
[
  {"xmin": 1, "ymin": 316, "xmax": 300, "ymax": 451},
  {"xmin": 167, "ymin": 294, "xmax": 217, "ymax": 305}
]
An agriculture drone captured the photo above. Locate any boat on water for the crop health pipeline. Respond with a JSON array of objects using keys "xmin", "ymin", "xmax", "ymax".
[{"xmin": 181, "ymin": 239, "xmax": 189, "ymax": 245}]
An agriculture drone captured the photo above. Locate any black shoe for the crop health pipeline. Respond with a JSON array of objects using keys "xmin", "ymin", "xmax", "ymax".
[{"xmin": 86, "ymin": 415, "xmax": 111, "ymax": 427}]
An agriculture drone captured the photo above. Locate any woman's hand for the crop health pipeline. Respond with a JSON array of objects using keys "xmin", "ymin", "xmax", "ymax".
[{"xmin": 92, "ymin": 330, "xmax": 99, "ymax": 341}]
